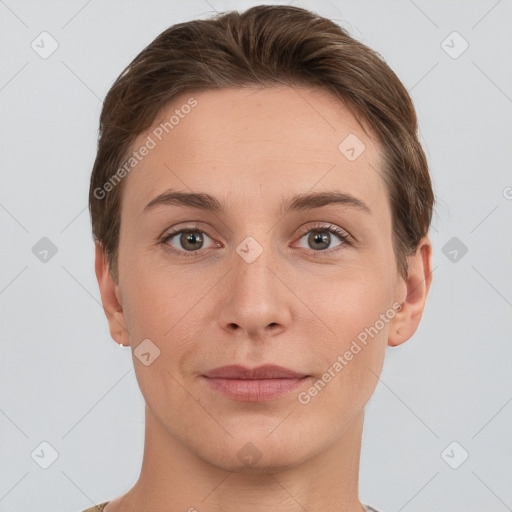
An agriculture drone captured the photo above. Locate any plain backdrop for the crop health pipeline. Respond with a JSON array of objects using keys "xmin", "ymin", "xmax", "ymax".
[{"xmin": 1, "ymin": 1, "xmax": 511, "ymax": 511}]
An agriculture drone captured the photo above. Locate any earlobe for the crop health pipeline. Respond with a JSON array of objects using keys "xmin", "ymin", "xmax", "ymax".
[
  {"xmin": 94, "ymin": 241, "xmax": 130, "ymax": 347},
  {"xmin": 388, "ymin": 237, "xmax": 433, "ymax": 347}
]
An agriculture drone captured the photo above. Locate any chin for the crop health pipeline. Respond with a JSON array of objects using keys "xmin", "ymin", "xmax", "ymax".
[{"xmin": 191, "ymin": 428, "xmax": 314, "ymax": 474}]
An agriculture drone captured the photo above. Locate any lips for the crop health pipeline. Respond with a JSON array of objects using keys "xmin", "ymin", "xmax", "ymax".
[
  {"xmin": 202, "ymin": 365, "xmax": 310, "ymax": 401},
  {"xmin": 202, "ymin": 364, "xmax": 308, "ymax": 380}
]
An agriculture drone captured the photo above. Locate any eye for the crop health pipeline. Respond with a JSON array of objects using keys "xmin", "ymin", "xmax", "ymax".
[
  {"xmin": 160, "ymin": 222, "xmax": 353, "ymax": 258},
  {"xmin": 161, "ymin": 226, "xmax": 218, "ymax": 256},
  {"xmin": 295, "ymin": 223, "xmax": 352, "ymax": 253}
]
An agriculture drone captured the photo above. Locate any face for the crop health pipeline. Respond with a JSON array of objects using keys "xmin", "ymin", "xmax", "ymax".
[{"xmin": 98, "ymin": 86, "xmax": 427, "ymax": 472}]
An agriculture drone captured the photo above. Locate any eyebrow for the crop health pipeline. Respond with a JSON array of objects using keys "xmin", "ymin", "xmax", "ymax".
[{"xmin": 143, "ymin": 189, "xmax": 371, "ymax": 215}]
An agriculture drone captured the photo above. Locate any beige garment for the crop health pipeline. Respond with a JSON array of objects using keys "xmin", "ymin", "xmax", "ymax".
[{"xmin": 81, "ymin": 503, "xmax": 108, "ymax": 512}]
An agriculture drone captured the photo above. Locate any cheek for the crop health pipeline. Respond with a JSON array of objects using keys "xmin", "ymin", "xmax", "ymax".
[
  {"xmin": 121, "ymin": 260, "xmax": 213, "ymax": 365},
  {"xmin": 296, "ymin": 278, "xmax": 392, "ymax": 417},
  {"xmin": 121, "ymin": 266, "xmax": 204, "ymax": 416},
  {"xmin": 121, "ymin": 252, "xmax": 182, "ymax": 327},
  {"xmin": 301, "ymin": 263, "xmax": 395, "ymax": 342},
  {"xmin": 295, "ymin": 259, "xmax": 395, "ymax": 398}
]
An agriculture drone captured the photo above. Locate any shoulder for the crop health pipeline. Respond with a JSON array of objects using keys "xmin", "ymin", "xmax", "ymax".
[{"xmin": 79, "ymin": 503, "xmax": 109, "ymax": 512}]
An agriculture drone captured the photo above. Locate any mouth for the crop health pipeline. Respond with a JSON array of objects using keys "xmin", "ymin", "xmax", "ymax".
[{"xmin": 201, "ymin": 364, "xmax": 310, "ymax": 402}]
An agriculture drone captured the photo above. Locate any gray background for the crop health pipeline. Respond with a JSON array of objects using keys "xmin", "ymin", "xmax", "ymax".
[{"xmin": 1, "ymin": 1, "xmax": 511, "ymax": 511}]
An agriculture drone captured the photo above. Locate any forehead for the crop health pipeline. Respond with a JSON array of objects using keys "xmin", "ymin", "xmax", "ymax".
[{"xmin": 121, "ymin": 86, "xmax": 387, "ymax": 220}]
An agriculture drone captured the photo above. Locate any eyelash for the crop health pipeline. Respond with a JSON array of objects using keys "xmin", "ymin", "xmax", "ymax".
[{"xmin": 160, "ymin": 222, "xmax": 353, "ymax": 258}]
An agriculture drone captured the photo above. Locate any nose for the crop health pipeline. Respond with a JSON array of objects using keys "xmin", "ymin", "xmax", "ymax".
[{"xmin": 216, "ymin": 242, "xmax": 292, "ymax": 340}]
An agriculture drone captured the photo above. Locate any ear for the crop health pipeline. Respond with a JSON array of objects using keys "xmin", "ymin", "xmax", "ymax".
[
  {"xmin": 94, "ymin": 241, "xmax": 130, "ymax": 347},
  {"xmin": 388, "ymin": 236, "xmax": 433, "ymax": 347}
]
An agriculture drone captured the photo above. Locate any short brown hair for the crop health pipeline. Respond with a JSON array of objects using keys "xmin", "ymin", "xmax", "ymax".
[{"xmin": 89, "ymin": 4, "xmax": 434, "ymax": 282}]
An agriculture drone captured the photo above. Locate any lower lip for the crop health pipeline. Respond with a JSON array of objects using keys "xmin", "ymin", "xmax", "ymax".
[{"xmin": 203, "ymin": 376, "xmax": 309, "ymax": 402}]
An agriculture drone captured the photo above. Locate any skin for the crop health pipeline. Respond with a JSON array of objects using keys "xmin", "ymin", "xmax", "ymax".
[{"xmin": 96, "ymin": 86, "xmax": 432, "ymax": 512}]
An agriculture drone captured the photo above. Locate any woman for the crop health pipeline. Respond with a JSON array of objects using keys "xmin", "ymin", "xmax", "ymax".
[{"xmin": 84, "ymin": 5, "xmax": 433, "ymax": 511}]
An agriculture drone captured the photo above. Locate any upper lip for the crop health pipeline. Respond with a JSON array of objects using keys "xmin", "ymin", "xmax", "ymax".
[{"xmin": 203, "ymin": 365, "xmax": 308, "ymax": 379}]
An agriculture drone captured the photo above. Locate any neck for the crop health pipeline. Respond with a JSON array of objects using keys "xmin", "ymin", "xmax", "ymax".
[{"xmin": 111, "ymin": 406, "xmax": 366, "ymax": 512}]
